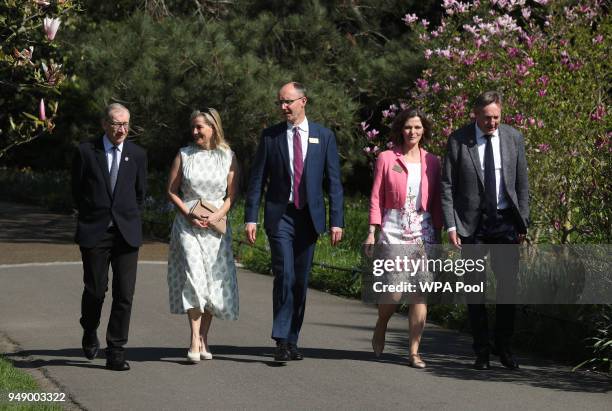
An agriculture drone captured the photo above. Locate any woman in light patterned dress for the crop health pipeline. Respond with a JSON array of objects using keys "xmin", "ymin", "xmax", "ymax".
[
  {"xmin": 365, "ymin": 108, "xmax": 443, "ymax": 368},
  {"xmin": 166, "ymin": 108, "xmax": 239, "ymax": 363}
]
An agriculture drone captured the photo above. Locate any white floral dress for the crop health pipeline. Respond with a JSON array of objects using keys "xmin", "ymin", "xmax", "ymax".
[
  {"xmin": 378, "ymin": 162, "xmax": 434, "ymax": 284},
  {"xmin": 167, "ymin": 145, "xmax": 239, "ymax": 320}
]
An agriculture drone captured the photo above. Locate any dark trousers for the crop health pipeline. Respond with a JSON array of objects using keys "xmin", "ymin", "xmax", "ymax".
[
  {"xmin": 460, "ymin": 209, "xmax": 520, "ymax": 355},
  {"xmin": 79, "ymin": 226, "xmax": 139, "ymax": 351},
  {"xmin": 267, "ymin": 205, "xmax": 318, "ymax": 345}
]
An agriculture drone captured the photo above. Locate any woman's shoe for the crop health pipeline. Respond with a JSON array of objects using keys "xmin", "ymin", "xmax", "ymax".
[
  {"xmin": 187, "ymin": 350, "xmax": 201, "ymax": 363},
  {"xmin": 200, "ymin": 337, "xmax": 213, "ymax": 360},
  {"xmin": 371, "ymin": 325, "xmax": 386, "ymax": 357},
  {"xmin": 408, "ymin": 354, "xmax": 426, "ymax": 369}
]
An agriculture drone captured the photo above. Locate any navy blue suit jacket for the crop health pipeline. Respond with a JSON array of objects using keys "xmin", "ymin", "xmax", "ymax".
[
  {"xmin": 245, "ymin": 121, "xmax": 344, "ymax": 234},
  {"xmin": 71, "ymin": 137, "xmax": 147, "ymax": 248}
]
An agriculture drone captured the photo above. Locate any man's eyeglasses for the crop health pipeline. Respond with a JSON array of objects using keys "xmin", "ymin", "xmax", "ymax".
[
  {"xmin": 109, "ymin": 121, "xmax": 129, "ymax": 130},
  {"xmin": 275, "ymin": 97, "xmax": 304, "ymax": 106}
]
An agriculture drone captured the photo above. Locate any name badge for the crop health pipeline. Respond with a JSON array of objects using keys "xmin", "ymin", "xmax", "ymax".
[
  {"xmin": 308, "ymin": 137, "xmax": 319, "ymax": 144},
  {"xmin": 392, "ymin": 164, "xmax": 403, "ymax": 173}
]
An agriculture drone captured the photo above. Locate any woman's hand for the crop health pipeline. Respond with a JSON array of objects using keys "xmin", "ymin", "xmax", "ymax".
[
  {"xmin": 363, "ymin": 232, "xmax": 376, "ymax": 258},
  {"xmin": 187, "ymin": 213, "xmax": 207, "ymax": 229},
  {"xmin": 200, "ymin": 211, "xmax": 225, "ymax": 228}
]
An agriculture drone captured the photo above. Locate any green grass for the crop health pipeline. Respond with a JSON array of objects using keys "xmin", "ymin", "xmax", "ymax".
[{"xmin": 0, "ymin": 356, "xmax": 62, "ymax": 410}]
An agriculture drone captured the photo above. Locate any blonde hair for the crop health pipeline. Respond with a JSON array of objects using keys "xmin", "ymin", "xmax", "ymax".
[{"xmin": 190, "ymin": 108, "xmax": 229, "ymax": 150}]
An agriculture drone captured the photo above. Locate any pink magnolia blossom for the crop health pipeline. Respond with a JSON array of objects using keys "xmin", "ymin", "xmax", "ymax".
[
  {"xmin": 366, "ymin": 129, "xmax": 380, "ymax": 140},
  {"xmin": 537, "ymin": 89, "xmax": 547, "ymax": 98},
  {"xmin": 537, "ymin": 75, "xmax": 549, "ymax": 87},
  {"xmin": 421, "ymin": 19, "xmax": 430, "ymax": 28},
  {"xmin": 537, "ymin": 119, "xmax": 544, "ymax": 128},
  {"xmin": 534, "ymin": 0, "xmax": 548, "ymax": 5},
  {"xmin": 553, "ymin": 220, "xmax": 561, "ymax": 231},
  {"xmin": 39, "ymin": 98, "xmax": 46, "ymax": 121},
  {"xmin": 363, "ymin": 147, "xmax": 371, "ymax": 154},
  {"xmin": 537, "ymin": 143, "xmax": 551, "ymax": 153},
  {"xmin": 590, "ymin": 105, "xmax": 606, "ymax": 122},
  {"xmin": 507, "ymin": 47, "xmax": 520, "ymax": 58},
  {"xmin": 521, "ymin": 7, "xmax": 531, "ymax": 20},
  {"xmin": 592, "ymin": 34, "xmax": 604, "ymax": 44},
  {"xmin": 386, "ymin": 141, "xmax": 395, "ymax": 149},
  {"xmin": 43, "ymin": 17, "xmax": 61, "ymax": 41},
  {"xmin": 424, "ymin": 49, "xmax": 433, "ymax": 59},
  {"xmin": 442, "ymin": 127, "xmax": 453, "ymax": 137},
  {"xmin": 528, "ymin": 117, "xmax": 536, "ymax": 126},
  {"xmin": 360, "ymin": 121, "xmax": 369, "ymax": 131},
  {"xmin": 415, "ymin": 78, "xmax": 429, "ymax": 91},
  {"xmin": 402, "ymin": 13, "xmax": 419, "ymax": 25},
  {"xmin": 431, "ymin": 82, "xmax": 441, "ymax": 93}
]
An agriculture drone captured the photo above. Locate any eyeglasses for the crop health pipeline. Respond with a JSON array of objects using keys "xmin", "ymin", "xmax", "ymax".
[
  {"xmin": 109, "ymin": 121, "xmax": 129, "ymax": 130},
  {"xmin": 275, "ymin": 97, "xmax": 304, "ymax": 106}
]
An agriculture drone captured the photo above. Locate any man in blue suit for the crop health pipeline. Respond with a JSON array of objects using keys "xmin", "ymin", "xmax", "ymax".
[{"xmin": 245, "ymin": 82, "xmax": 344, "ymax": 362}]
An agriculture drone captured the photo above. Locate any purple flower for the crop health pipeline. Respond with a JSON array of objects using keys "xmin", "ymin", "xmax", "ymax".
[
  {"xmin": 386, "ymin": 141, "xmax": 395, "ymax": 149},
  {"xmin": 507, "ymin": 47, "xmax": 520, "ymax": 58},
  {"xmin": 590, "ymin": 105, "xmax": 606, "ymax": 122},
  {"xmin": 528, "ymin": 117, "xmax": 536, "ymax": 126},
  {"xmin": 43, "ymin": 17, "xmax": 61, "ymax": 41},
  {"xmin": 537, "ymin": 89, "xmax": 547, "ymax": 97},
  {"xmin": 516, "ymin": 63, "xmax": 529, "ymax": 77},
  {"xmin": 421, "ymin": 19, "xmax": 430, "ymax": 28},
  {"xmin": 514, "ymin": 113, "xmax": 524, "ymax": 123},
  {"xmin": 431, "ymin": 82, "xmax": 441, "ymax": 93},
  {"xmin": 360, "ymin": 121, "xmax": 369, "ymax": 131},
  {"xmin": 559, "ymin": 192, "xmax": 566, "ymax": 205},
  {"xmin": 592, "ymin": 34, "xmax": 604, "ymax": 45},
  {"xmin": 442, "ymin": 127, "xmax": 453, "ymax": 137},
  {"xmin": 569, "ymin": 149, "xmax": 578, "ymax": 157},
  {"xmin": 521, "ymin": 7, "xmax": 531, "ymax": 20},
  {"xmin": 415, "ymin": 78, "xmax": 429, "ymax": 91},
  {"xmin": 424, "ymin": 49, "xmax": 433, "ymax": 59},
  {"xmin": 537, "ymin": 119, "xmax": 544, "ymax": 128},
  {"xmin": 537, "ymin": 75, "xmax": 549, "ymax": 87},
  {"xmin": 538, "ymin": 143, "xmax": 551, "ymax": 153},
  {"xmin": 363, "ymin": 147, "xmax": 371, "ymax": 153},
  {"xmin": 553, "ymin": 220, "xmax": 561, "ymax": 231}
]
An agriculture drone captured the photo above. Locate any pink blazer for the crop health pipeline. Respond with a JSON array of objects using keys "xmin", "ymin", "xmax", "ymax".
[{"xmin": 369, "ymin": 147, "xmax": 443, "ymax": 229}]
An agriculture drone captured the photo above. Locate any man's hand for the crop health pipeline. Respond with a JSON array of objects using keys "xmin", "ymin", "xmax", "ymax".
[
  {"xmin": 330, "ymin": 227, "xmax": 343, "ymax": 246},
  {"xmin": 449, "ymin": 230, "xmax": 462, "ymax": 249},
  {"xmin": 245, "ymin": 223, "xmax": 257, "ymax": 245}
]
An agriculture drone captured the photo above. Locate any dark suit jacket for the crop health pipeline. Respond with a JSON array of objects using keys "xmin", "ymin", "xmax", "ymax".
[
  {"xmin": 245, "ymin": 121, "xmax": 344, "ymax": 234},
  {"xmin": 441, "ymin": 123, "xmax": 529, "ymax": 236},
  {"xmin": 72, "ymin": 137, "xmax": 147, "ymax": 248}
]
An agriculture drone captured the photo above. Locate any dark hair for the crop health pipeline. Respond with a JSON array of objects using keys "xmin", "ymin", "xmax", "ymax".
[
  {"xmin": 390, "ymin": 108, "xmax": 432, "ymax": 148},
  {"xmin": 474, "ymin": 90, "xmax": 503, "ymax": 110}
]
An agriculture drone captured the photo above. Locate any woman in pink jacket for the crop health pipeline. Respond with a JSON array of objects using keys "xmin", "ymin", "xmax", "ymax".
[{"xmin": 365, "ymin": 108, "xmax": 442, "ymax": 368}]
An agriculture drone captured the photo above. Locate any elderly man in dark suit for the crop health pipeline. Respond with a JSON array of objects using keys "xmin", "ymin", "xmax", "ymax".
[
  {"xmin": 245, "ymin": 82, "xmax": 344, "ymax": 362},
  {"xmin": 72, "ymin": 103, "xmax": 147, "ymax": 371},
  {"xmin": 441, "ymin": 91, "xmax": 529, "ymax": 370}
]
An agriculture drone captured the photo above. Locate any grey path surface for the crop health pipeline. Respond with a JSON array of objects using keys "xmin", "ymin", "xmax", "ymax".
[{"xmin": 1, "ymin": 262, "xmax": 610, "ymax": 411}]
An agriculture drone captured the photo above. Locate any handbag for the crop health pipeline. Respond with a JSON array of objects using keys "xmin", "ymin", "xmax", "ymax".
[{"xmin": 189, "ymin": 199, "xmax": 227, "ymax": 235}]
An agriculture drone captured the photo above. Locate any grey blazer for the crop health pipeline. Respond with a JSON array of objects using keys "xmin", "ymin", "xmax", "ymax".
[{"xmin": 441, "ymin": 123, "xmax": 529, "ymax": 236}]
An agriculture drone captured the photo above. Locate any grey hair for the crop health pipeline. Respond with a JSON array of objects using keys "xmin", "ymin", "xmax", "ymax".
[
  {"xmin": 289, "ymin": 81, "xmax": 307, "ymax": 97},
  {"xmin": 474, "ymin": 91, "xmax": 503, "ymax": 110},
  {"xmin": 103, "ymin": 103, "xmax": 130, "ymax": 121}
]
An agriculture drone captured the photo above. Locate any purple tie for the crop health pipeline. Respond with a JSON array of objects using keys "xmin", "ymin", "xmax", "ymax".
[{"xmin": 293, "ymin": 127, "xmax": 304, "ymax": 209}]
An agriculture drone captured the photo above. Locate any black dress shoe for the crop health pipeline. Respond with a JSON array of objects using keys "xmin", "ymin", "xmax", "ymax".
[
  {"xmin": 287, "ymin": 344, "xmax": 304, "ymax": 361},
  {"xmin": 474, "ymin": 352, "xmax": 490, "ymax": 370},
  {"xmin": 81, "ymin": 332, "xmax": 99, "ymax": 360},
  {"xmin": 274, "ymin": 343, "xmax": 290, "ymax": 362},
  {"xmin": 499, "ymin": 352, "xmax": 520, "ymax": 369},
  {"xmin": 105, "ymin": 350, "xmax": 130, "ymax": 371}
]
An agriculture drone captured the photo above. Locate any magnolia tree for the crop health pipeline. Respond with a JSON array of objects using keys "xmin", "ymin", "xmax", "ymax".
[
  {"xmin": 362, "ymin": 0, "xmax": 610, "ymax": 244},
  {"xmin": 0, "ymin": 0, "xmax": 77, "ymax": 159}
]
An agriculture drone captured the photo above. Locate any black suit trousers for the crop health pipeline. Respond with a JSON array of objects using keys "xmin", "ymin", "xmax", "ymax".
[
  {"xmin": 79, "ymin": 226, "xmax": 139, "ymax": 351},
  {"xmin": 460, "ymin": 209, "xmax": 520, "ymax": 354}
]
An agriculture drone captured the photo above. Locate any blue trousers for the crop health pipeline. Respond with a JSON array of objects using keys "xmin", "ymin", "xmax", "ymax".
[{"xmin": 267, "ymin": 205, "xmax": 318, "ymax": 344}]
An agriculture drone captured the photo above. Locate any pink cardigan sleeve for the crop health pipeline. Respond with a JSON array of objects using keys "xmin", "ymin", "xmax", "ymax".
[{"xmin": 369, "ymin": 154, "xmax": 386, "ymax": 225}]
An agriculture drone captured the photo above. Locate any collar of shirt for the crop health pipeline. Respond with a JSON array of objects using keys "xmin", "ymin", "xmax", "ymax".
[
  {"xmin": 475, "ymin": 124, "xmax": 499, "ymax": 144},
  {"xmin": 286, "ymin": 117, "xmax": 309, "ymax": 135},
  {"xmin": 102, "ymin": 134, "xmax": 124, "ymax": 153}
]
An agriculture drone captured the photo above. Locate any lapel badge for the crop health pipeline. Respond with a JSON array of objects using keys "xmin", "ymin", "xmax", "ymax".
[
  {"xmin": 308, "ymin": 137, "xmax": 319, "ymax": 144},
  {"xmin": 392, "ymin": 164, "xmax": 403, "ymax": 173},
  {"xmin": 124, "ymin": 157, "xmax": 129, "ymax": 161}
]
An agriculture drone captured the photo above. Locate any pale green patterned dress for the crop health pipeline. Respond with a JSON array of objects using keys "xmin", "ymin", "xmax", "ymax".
[{"xmin": 167, "ymin": 145, "xmax": 239, "ymax": 320}]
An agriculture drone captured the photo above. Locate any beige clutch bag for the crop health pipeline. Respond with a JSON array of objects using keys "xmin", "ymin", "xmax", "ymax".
[{"xmin": 189, "ymin": 199, "xmax": 227, "ymax": 235}]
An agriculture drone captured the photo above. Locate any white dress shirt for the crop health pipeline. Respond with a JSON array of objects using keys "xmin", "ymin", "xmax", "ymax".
[
  {"xmin": 102, "ymin": 134, "xmax": 123, "ymax": 173},
  {"xmin": 287, "ymin": 117, "xmax": 309, "ymax": 203}
]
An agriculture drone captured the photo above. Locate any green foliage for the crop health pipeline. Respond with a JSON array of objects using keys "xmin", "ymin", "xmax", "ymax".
[{"xmin": 0, "ymin": 0, "xmax": 79, "ymax": 158}]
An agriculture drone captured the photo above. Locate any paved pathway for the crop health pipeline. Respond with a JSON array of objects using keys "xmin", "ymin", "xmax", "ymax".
[{"xmin": 0, "ymin": 202, "xmax": 609, "ymax": 410}]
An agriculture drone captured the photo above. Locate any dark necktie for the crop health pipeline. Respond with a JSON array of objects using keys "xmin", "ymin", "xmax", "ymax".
[
  {"xmin": 110, "ymin": 146, "xmax": 119, "ymax": 195},
  {"xmin": 292, "ymin": 127, "xmax": 304, "ymax": 209},
  {"xmin": 483, "ymin": 134, "xmax": 497, "ymax": 221}
]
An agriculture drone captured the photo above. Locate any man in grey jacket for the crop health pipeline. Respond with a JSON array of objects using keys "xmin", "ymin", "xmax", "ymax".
[{"xmin": 441, "ymin": 90, "xmax": 529, "ymax": 370}]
